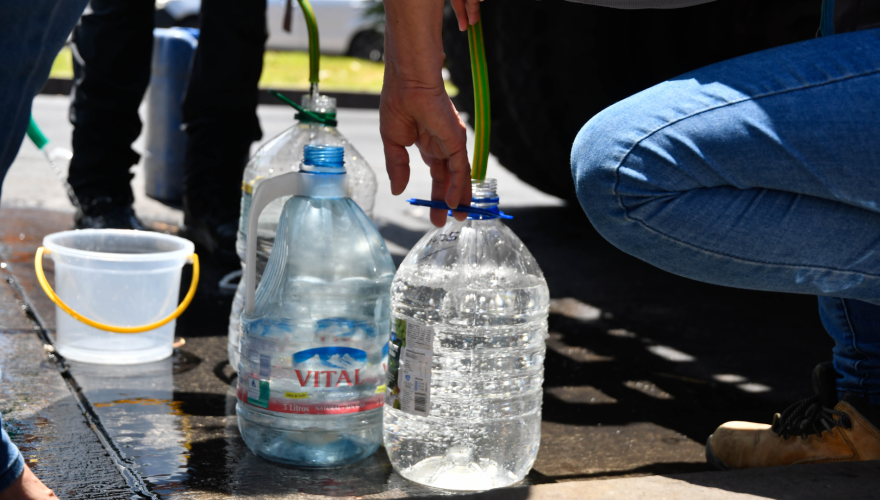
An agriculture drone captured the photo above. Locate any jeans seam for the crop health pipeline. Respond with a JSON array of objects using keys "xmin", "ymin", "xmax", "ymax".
[
  {"xmin": 840, "ymin": 299, "xmax": 871, "ymax": 395},
  {"xmin": 611, "ymin": 67, "xmax": 880, "ymax": 279}
]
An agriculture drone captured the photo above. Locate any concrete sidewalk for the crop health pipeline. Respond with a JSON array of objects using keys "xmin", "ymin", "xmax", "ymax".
[
  {"xmin": 2, "ymin": 96, "xmax": 879, "ymax": 498},
  {"xmin": 3, "ymin": 203, "xmax": 879, "ymax": 499},
  {"xmin": 2, "ymin": 259, "xmax": 880, "ymax": 500}
]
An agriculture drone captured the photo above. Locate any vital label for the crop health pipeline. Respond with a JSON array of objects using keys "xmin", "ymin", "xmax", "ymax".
[
  {"xmin": 238, "ymin": 342, "xmax": 384, "ymax": 415},
  {"xmin": 386, "ymin": 318, "xmax": 434, "ymax": 417}
]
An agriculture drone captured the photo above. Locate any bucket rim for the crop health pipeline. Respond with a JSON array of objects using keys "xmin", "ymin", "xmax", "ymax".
[{"xmin": 43, "ymin": 229, "xmax": 194, "ymax": 262}]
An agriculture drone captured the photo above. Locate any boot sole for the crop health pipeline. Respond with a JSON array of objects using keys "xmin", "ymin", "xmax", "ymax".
[{"xmin": 705, "ymin": 435, "xmax": 733, "ymax": 471}]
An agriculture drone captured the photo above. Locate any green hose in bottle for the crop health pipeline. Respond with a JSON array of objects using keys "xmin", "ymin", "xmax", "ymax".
[
  {"xmin": 297, "ymin": 0, "xmax": 321, "ymax": 94},
  {"xmin": 468, "ymin": 18, "xmax": 491, "ymax": 182}
]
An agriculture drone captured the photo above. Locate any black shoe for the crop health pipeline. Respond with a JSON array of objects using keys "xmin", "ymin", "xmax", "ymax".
[{"xmin": 74, "ymin": 196, "xmax": 148, "ymax": 231}]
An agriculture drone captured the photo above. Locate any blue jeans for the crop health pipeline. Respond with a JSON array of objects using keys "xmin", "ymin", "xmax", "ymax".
[
  {"xmin": 0, "ymin": 0, "xmax": 89, "ymax": 491},
  {"xmin": 572, "ymin": 27, "xmax": 880, "ymax": 406}
]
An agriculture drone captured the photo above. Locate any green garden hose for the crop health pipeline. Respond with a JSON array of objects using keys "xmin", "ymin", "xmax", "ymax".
[
  {"xmin": 297, "ymin": 0, "xmax": 321, "ymax": 94},
  {"xmin": 26, "ymin": 116, "xmax": 49, "ymax": 150},
  {"xmin": 467, "ymin": 18, "xmax": 491, "ymax": 181},
  {"xmin": 25, "ymin": 116, "xmax": 82, "ymax": 211}
]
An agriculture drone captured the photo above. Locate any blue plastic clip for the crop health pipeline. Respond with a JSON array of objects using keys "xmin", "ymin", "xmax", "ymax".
[{"xmin": 406, "ymin": 198, "xmax": 513, "ymax": 220}]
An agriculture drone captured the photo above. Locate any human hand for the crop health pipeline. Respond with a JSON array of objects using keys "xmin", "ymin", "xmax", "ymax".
[
  {"xmin": 451, "ymin": 0, "xmax": 483, "ymax": 31},
  {"xmin": 382, "ymin": 0, "xmax": 472, "ymax": 227},
  {"xmin": 0, "ymin": 467, "xmax": 58, "ymax": 500},
  {"xmin": 381, "ymin": 80, "xmax": 472, "ymax": 227}
]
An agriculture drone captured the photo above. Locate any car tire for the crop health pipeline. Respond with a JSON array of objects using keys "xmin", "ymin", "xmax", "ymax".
[
  {"xmin": 442, "ymin": 0, "xmax": 821, "ymax": 202},
  {"xmin": 348, "ymin": 30, "xmax": 385, "ymax": 62}
]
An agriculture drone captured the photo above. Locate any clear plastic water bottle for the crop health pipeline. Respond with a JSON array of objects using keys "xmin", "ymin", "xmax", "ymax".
[
  {"xmin": 227, "ymin": 94, "xmax": 378, "ymax": 371},
  {"xmin": 237, "ymin": 145, "xmax": 394, "ymax": 467},
  {"xmin": 384, "ymin": 179, "xmax": 549, "ymax": 490}
]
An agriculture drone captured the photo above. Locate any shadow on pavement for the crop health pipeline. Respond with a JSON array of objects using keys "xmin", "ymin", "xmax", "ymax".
[
  {"xmin": 669, "ymin": 460, "xmax": 880, "ymax": 500},
  {"xmin": 0, "ymin": 205, "xmax": 840, "ymax": 496}
]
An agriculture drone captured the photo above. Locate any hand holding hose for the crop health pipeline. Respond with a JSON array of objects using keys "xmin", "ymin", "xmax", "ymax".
[
  {"xmin": 381, "ymin": 0, "xmax": 472, "ymax": 227},
  {"xmin": 451, "ymin": 0, "xmax": 483, "ymax": 31}
]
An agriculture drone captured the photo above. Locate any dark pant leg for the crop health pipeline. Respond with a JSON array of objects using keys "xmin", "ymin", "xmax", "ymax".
[
  {"xmin": 68, "ymin": 0, "xmax": 155, "ymax": 205},
  {"xmin": 181, "ymin": 0, "xmax": 266, "ymax": 222},
  {"xmin": 0, "ymin": 0, "xmax": 89, "ymax": 186}
]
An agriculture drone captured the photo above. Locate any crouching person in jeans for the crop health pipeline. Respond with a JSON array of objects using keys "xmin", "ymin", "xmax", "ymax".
[{"xmin": 572, "ymin": 6, "xmax": 880, "ymax": 469}]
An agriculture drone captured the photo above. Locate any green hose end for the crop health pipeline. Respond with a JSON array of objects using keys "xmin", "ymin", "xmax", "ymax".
[{"xmin": 27, "ymin": 116, "xmax": 49, "ymax": 150}]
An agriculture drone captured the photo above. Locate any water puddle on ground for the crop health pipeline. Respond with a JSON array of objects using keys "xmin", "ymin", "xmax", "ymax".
[
  {"xmin": 66, "ymin": 356, "xmax": 191, "ymax": 497},
  {"xmin": 64, "ymin": 348, "xmax": 541, "ymax": 498}
]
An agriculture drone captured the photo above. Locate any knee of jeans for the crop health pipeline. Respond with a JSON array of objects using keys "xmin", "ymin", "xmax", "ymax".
[
  {"xmin": 570, "ymin": 104, "xmax": 650, "ymax": 247},
  {"xmin": 571, "ymin": 97, "xmax": 690, "ymax": 262},
  {"xmin": 572, "ymin": 111, "xmax": 620, "ymax": 219}
]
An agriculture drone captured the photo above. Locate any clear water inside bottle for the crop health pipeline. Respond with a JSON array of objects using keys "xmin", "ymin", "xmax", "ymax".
[
  {"xmin": 237, "ymin": 153, "xmax": 394, "ymax": 467},
  {"xmin": 228, "ymin": 94, "xmax": 378, "ymax": 370},
  {"xmin": 384, "ymin": 179, "xmax": 549, "ymax": 490}
]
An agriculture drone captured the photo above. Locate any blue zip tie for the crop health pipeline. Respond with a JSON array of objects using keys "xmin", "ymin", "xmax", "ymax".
[{"xmin": 406, "ymin": 198, "xmax": 512, "ymax": 219}]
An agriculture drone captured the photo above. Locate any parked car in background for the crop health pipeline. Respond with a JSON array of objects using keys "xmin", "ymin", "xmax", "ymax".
[{"xmin": 155, "ymin": 0, "xmax": 385, "ymax": 61}]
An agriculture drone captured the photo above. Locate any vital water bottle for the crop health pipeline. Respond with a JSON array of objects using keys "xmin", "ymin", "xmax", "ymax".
[
  {"xmin": 237, "ymin": 145, "xmax": 394, "ymax": 467},
  {"xmin": 228, "ymin": 94, "xmax": 378, "ymax": 370},
  {"xmin": 384, "ymin": 179, "xmax": 549, "ymax": 490}
]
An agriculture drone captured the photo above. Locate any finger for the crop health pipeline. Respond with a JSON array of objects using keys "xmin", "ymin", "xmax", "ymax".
[
  {"xmin": 382, "ymin": 139, "xmax": 411, "ymax": 196},
  {"xmin": 429, "ymin": 207, "xmax": 448, "ymax": 227},
  {"xmin": 467, "ymin": 0, "xmax": 481, "ymax": 25},
  {"xmin": 451, "ymin": 0, "xmax": 469, "ymax": 31},
  {"xmin": 444, "ymin": 146, "xmax": 471, "ymax": 210},
  {"xmin": 428, "ymin": 158, "xmax": 451, "ymax": 227}
]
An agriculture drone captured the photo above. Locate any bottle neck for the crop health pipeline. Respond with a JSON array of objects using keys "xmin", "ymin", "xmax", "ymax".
[
  {"xmin": 468, "ymin": 179, "xmax": 500, "ymax": 219},
  {"xmin": 298, "ymin": 94, "xmax": 338, "ymax": 126},
  {"xmin": 298, "ymin": 171, "xmax": 348, "ymax": 198},
  {"xmin": 301, "ymin": 145, "xmax": 345, "ymax": 174}
]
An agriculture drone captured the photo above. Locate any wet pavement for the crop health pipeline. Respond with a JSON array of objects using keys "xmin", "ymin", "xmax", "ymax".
[
  {"xmin": 0, "ymin": 96, "xmax": 872, "ymax": 498},
  {"xmin": 0, "ymin": 201, "xmax": 849, "ymax": 499}
]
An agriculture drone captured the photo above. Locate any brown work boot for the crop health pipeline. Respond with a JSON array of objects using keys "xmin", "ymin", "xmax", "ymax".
[{"xmin": 706, "ymin": 363, "xmax": 880, "ymax": 469}]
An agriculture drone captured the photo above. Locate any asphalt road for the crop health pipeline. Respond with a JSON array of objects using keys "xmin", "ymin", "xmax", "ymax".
[{"xmin": 4, "ymin": 95, "xmax": 563, "ymax": 229}]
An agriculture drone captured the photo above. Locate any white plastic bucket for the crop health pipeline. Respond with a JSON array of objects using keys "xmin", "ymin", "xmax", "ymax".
[{"xmin": 41, "ymin": 229, "xmax": 195, "ymax": 365}]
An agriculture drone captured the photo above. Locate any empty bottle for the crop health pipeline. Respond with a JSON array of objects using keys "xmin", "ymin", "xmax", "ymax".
[
  {"xmin": 237, "ymin": 145, "xmax": 394, "ymax": 467},
  {"xmin": 228, "ymin": 94, "xmax": 378, "ymax": 370},
  {"xmin": 384, "ymin": 179, "xmax": 549, "ymax": 490}
]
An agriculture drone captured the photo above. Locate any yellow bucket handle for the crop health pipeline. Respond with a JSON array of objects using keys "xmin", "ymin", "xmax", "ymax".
[{"xmin": 35, "ymin": 246, "xmax": 200, "ymax": 334}]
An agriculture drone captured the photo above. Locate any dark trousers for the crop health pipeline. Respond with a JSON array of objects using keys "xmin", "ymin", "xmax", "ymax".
[
  {"xmin": 183, "ymin": 0, "xmax": 266, "ymax": 221},
  {"xmin": 68, "ymin": 0, "xmax": 265, "ymax": 219}
]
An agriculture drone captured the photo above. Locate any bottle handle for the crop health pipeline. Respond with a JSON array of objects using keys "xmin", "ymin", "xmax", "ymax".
[
  {"xmin": 244, "ymin": 171, "xmax": 304, "ymax": 315},
  {"xmin": 35, "ymin": 247, "xmax": 199, "ymax": 334}
]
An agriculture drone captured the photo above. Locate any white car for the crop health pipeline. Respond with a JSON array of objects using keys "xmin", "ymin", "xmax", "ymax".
[{"xmin": 155, "ymin": 0, "xmax": 385, "ymax": 61}]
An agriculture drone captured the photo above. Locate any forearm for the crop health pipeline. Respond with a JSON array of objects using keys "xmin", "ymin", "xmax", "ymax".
[{"xmin": 383, "ymin": 0, "xmax": 447, "ymax": 88}]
